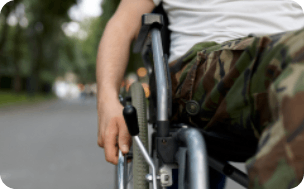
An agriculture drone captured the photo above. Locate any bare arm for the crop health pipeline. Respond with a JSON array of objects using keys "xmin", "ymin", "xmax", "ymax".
[{"xmin": 96, "ymin": 0, "xmax": 155, "ymax": 164}]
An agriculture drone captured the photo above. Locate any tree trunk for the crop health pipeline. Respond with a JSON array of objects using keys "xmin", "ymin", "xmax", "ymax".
[
  {"xmin": 13, "ymin": 23, "xmax": 22, "ymax": 93},
  {"xmin": 0, "ymin": 3, "xmax": 13, "ymax": 53},
  {"xmin": 29, "ymin": 33, "xmax": 43, "ymax": 95},
  {"xmin": 0, "ymin": 2, "xmax": 13, "ymax": 84},
  {"xmin": 0, "ymin": 0, "xmax": 21, "ymax": 52}
]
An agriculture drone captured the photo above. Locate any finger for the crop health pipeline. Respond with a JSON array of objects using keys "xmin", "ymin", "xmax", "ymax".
[
  {"xmin": 97, "ymin": 121, "xmax": 105, "ymax": 148},
  {"xmin": 118, "ymin": 117, "xmax": 132, "ymax": 154},
  {"xmin": 98, "ymin": 125, "xmax": 104, "ymax": 147},
  {"xmin": 98, "ymin": 137, "xmax": 104, "ymax": 148},
  {"xmin": 104, "ymin": 119, "xmax": 119, "ymax": 165}
]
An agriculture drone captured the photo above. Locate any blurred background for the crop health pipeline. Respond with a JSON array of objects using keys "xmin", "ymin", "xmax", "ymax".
[
  {"xmin": 0, "ymin": 0, "xmax": 146, "ymax": 103},
  {"xmin": 0, "ymin": 0, "xmax": 150, "ymax": 189}
]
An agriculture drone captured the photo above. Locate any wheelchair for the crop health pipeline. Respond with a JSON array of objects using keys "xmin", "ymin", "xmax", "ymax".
[{"xmin": 116, "ymin": 9, "xmax": 258, "ymax": 189}]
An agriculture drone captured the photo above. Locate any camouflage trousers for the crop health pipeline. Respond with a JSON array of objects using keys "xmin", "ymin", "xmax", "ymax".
[{"xmin": 170, "ymin": 27, "xmax": 304, "ymax": 189}]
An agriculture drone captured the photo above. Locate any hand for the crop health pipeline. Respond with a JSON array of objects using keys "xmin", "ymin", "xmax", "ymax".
[{"xmin": 97, "ymin": 98, "xmax": 131, "ymax": 165}]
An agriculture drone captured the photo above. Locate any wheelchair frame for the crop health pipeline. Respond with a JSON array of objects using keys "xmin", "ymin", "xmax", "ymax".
[{"xmin": 118, "ymin": 13, "xmax": 255, "ymax": 189}]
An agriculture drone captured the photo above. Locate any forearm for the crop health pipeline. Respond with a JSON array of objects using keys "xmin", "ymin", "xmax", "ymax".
[
  {"xmin": 96, "ymin": 20, "xmax": 132, "ymax": 104},
  {"xmin": 96, "ymin": 0, "xmax": 155, "ymax": 106}
]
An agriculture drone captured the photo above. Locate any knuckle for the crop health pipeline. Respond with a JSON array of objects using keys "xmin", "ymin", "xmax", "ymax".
[
  {"xmin": 105, "ymin": 124, "xmax": 117, "ymax": 134},
  {"xmin": 119, "ymin": 134, "xmax": 131, "ymax": 143},
  {"xmin": 119, "ymin": 125, "xmax": 130, "ymax": 134},
  {"xmin": 105, "ymin": 128, "xmax": 111, "ymax": 136}
]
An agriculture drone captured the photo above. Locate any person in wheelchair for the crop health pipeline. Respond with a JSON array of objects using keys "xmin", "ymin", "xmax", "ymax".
[{"xmin": 96, "ymin": 0, "xmax": 304, "ymax": 188}]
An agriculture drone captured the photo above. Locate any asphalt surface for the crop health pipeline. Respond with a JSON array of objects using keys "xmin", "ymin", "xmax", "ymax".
[
  {"xmin": 0, "ymin": 98, "xmax": 246, "ymax": 189},
  {"xmin": 0, "ymin": 98, "xmax": 114, "ymax": 189}
]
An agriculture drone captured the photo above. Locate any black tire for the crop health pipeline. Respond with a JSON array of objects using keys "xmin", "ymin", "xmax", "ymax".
[
  {"xmin": 129, "ymin": 82, "xmax": 149, "ymax": 189},
  {"xmin": 114, "ymin": 82, "xmax": 149, "ymax": 189}
]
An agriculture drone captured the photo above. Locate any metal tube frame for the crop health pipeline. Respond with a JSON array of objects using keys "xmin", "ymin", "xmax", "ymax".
[
  {"xmin": 151, "ymin": 28, "xmax": 168, "ymax": 122},
  {"xmin": 134, "ymin": 136, "xmax": 158, "ymax": 189},
  {"xmin": 176, "ymin": 128, "xmax": 209, "ymax": 189},
  {"xmin": 208, "ymin": 157, "xmax": 249, "ymax": 187},
  {"xmin": 118, "ymin": 150, "xmax": 127, "ymax": 189},
  {"xmin": 150, "ymin": 27, "xmax": 209, "ymax": 188}
]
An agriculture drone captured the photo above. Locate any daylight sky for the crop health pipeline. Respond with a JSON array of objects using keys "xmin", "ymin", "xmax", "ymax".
[
  {"xmin": 62, "ymin": 0, "xmax": 103, "ymax": 39},
  {"xmin": 69, "ymin": 0, "xmax": 103, "ymax": 22}
]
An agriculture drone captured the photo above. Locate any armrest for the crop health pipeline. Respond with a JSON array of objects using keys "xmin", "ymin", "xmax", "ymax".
[{"xmin": 133, "ymin": 13, "xmax": 164, "ymax": 53}]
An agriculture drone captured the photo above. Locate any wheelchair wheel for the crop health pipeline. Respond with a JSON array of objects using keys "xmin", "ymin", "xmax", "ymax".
[{"xmin": 129, "ymin": 82, "xmax": 149, "ymax": 189}]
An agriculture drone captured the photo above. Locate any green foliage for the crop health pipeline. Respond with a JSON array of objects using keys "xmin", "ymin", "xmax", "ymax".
[
  {"xmin": 0, "ymin": 0, "xmax": 80, "ymax": 93},
  {"xmin": 0, "ymin": 0, "xmax": 144, "ymax": 94}
]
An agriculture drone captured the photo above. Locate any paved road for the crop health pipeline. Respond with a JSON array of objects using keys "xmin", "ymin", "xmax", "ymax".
[
  {"xmin": 0, "ymin": 98, "xmax": 114, "ymax": 189},
  {"xmin": 0, "ymin": 98, "xmax": 246, "ymax": 189}
]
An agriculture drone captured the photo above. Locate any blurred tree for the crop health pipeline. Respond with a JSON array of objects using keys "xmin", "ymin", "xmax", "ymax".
[
  {"xmin": 0, "ymin": 1, "xmax": 16, "ymax": 74},
  {"xmin": 0, "ymin": 2, "xmax": 13, "ymax": 53},
  {"xmin": 24, "ymin": 0, "xmax": 77, "ymax": 95},
  {"xmin": 0, "ymin": 0, "xmax": 78, "ymax": 94},
  {"xmin": 12, "ymin": 13, "xmax": 22, "ymax": 93},
  {"xmin": 0, "ymin": 1, "xmax": 24, "ymax": 93},
  {"xmin": 0, "ymin": 1, "xmax": 11, "ymax": 56},
  {"xmin": 0, "ymin": 0, "xmax": 143, "ymax": 96}
]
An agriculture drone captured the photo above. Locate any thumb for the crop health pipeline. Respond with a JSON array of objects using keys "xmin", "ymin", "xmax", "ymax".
[{"xmin": 118, "ymin": 117, "xmax": 132, "ymax": 154}]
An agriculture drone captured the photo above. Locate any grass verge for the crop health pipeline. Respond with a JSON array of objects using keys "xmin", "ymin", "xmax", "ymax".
[{"xmin": 0, "ymin": 91, "xmax": 55, "ymax": 108}]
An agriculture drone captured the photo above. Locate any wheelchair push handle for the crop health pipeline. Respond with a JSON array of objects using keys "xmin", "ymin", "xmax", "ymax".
[{"xmin": 123, "ymin": 105, "xmax": 140, "ymax": 136}]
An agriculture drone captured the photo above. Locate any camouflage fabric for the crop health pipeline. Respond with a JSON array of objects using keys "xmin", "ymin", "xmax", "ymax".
[{"xmin": 169, "ymin": 27, "xmax": 304, "ymax": 189}]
